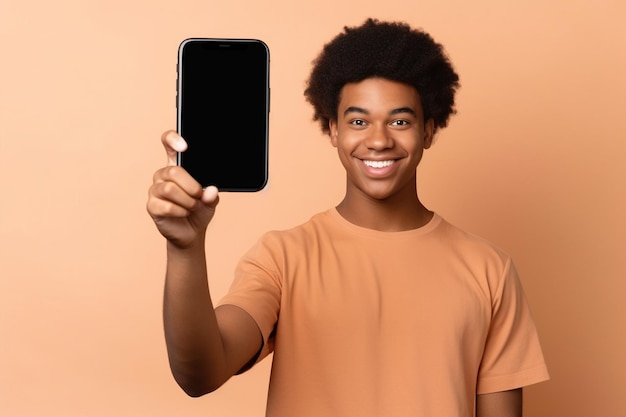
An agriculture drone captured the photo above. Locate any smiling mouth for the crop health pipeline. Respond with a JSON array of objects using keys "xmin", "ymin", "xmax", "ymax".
[{"xmin": 362, "ymin": 160, "xmax": 395, "ymax": 168}]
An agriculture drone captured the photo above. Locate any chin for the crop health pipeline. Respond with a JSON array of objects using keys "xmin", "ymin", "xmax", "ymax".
[{"xmin": 359, "ymin": 187, "xmax": 398, "ymax": 201}]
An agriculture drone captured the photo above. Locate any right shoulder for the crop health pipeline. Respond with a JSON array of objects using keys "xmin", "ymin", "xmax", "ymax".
[
  {"xmin": 235, "ymin": 209, "xmax": 336, "ymax": 278},
  {"xmin": 256, "ymin": 209, "xmax": 336, "ymax": 248}
]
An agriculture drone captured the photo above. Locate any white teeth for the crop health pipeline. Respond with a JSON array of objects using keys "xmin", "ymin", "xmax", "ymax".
[{"xmin": 363, "ymin": 160, "xmax": 394, "ymax": 168}]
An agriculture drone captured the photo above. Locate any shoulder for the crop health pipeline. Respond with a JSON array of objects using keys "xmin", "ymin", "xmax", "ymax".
[
  {"xmin": 258, "ymin": 209, "xmax": 337, "ymax": 246},
  {"xmin": 432, "ymin": 216, "xmax": 517, "ymax": 297},
  {"xmin": 235, "ymin": 210, "xmax": 338, "ymax": 279},
  {"xmin": 435, "ymin": 216, "xmax": 511, "ymax": 266},
  {"xmin": 243, "ymin": 209, "xmax": 336, "ymax": 259}
]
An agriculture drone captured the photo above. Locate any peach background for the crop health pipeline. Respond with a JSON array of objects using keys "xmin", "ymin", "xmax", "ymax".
[{"xmin": 1, "ymin": 0, "xmax": 624, "ymax": 416}]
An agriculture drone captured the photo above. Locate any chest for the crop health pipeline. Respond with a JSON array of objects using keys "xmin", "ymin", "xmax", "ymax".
[{"xmin": 279, "ymin": 238, "xmax": 493, "ymax": 349}]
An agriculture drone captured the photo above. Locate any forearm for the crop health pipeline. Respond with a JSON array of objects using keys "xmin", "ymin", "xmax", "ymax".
[{"xmin": 163, "ymin": 239, "xmax": 228, "ymax": 396}]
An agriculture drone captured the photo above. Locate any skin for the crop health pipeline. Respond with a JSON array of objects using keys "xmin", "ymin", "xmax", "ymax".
[
  {"xmin": 329, "ymin": 77, "xmax": 434, "ymax": 232},
  {"xmin": 147, "ymin": 77, "xmax": 523, "ymax": 415},
  {"xmin": 477, "ymin": 388, "xmax": 523, "ymax": 417},
  {"xmin": 147, "ymin": 131, "xmax": 262, "ymax": 396}
]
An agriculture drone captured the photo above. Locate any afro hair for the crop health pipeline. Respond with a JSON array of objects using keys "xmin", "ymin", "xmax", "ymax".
[{"xmin": 304, "ymin": 18, "xmax": 460, "ymax": 135}]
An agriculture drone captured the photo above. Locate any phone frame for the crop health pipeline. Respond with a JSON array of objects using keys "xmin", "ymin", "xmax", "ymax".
[{"xmin": 176, "ymin": 38, "xmax": 270, "ymax": 191}]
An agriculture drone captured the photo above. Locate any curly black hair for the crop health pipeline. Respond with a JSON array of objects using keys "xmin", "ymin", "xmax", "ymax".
[{"xmin": 304, "ymin": 18, "xmax": 460, "ymax": 135}]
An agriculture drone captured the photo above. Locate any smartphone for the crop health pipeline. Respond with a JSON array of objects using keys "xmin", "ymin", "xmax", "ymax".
[{"xmin": 177, "ymin": 38, "xmax": 270, "ymax": 191}]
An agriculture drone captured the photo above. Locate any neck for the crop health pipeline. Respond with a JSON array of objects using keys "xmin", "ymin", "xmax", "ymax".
[{"xmin": 336, "ymin": 185, "xmax": 433, "ymax": 232}]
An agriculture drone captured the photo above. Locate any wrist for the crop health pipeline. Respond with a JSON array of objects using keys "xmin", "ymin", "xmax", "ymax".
[{"xmin": 166, "ymin": 234, "xmax": 206, "ymax": 255}]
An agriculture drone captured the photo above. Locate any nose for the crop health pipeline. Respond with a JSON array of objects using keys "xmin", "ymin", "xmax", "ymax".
[{"xmin": 364, "ymin": 123, "xmax": 393, "ymax": 151}]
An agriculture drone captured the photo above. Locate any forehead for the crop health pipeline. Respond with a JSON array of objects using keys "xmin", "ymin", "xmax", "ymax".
[{"xmin": 338, "ymin": 77, "xmax": 422, "ymax": 113}]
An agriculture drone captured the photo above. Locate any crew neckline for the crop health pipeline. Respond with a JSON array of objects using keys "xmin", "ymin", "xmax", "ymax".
[{"xmin": 326, "ymin": 207, "xmax": 442, "ymax": 239}]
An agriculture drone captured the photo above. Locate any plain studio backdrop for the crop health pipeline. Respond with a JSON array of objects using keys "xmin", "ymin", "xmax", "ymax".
[{"xmin": 1, "ymin": 1, "xmax": 624, "ymax": 416}]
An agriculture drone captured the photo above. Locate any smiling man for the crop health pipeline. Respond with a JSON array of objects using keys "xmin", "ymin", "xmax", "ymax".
[
  {"xmin": 147, "ymin": 18, "xmax": 549, "ymax": 417},
  {"xmin": 329, "ymin": 77, "xmax": 434, "ymax": 230}
]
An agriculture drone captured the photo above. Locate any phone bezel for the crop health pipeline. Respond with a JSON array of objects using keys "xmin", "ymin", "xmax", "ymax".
[{"xmin": 176, "ymin": 38, "xmax": 270, "ymax": 191}]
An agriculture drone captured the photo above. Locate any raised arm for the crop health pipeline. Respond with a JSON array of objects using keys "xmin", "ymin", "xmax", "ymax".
[{"xmin": 147, "ymin": 130, "xmax": 262, "ymax": 396}]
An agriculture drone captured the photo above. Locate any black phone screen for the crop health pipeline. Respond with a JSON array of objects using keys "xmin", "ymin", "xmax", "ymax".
[{"xmin": 177, "ymin": 39, "xmax": 269, "ymax": 191}]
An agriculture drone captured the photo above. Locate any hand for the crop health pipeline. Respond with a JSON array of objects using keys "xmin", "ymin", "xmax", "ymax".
[{"xmin": 147, "ymin": 130, "xmax": 219, "ymax": 248}]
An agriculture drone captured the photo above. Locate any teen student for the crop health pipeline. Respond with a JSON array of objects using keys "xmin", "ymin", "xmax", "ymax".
[{"xmin": 147, "ymin": 18, "xmax": 549, "ymax": 417}]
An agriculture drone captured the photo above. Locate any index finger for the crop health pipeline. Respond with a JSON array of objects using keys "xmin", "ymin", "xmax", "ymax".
[{"xmin": 160, "ymin": 130, "xmax": 187, "ymax": 166}]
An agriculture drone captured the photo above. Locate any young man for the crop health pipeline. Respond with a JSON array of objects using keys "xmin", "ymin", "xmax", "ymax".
[{"xmin": 147, "ymin": 19, "xmax": 549, "ymax": 417}]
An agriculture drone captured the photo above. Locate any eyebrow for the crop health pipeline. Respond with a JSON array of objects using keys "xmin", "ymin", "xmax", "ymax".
[{"xmin": 343, "ymin": 106, "xmax": 417, "ymax": 117}]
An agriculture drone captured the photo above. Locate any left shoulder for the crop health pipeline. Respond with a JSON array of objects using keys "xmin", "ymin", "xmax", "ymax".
[{"xmin": 435, "ymin": 216, "xmax": 512, "ymax": 267}]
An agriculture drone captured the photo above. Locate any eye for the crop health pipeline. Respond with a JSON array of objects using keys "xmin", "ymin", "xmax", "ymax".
[
  {"xmin": 349, "ymin": 119, "xmax": 368, "ymax": 128},
  {"xmin": 390, "ymin": 119, "xmax": 410, "ymax": 127}
]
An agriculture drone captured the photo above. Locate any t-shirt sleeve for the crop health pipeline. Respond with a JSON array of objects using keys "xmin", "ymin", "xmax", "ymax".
[
  {"xmin": 216, "ymin": 233, "xmax": 282, "ymax": 370},
  {"xmin": 476, "ymin": 258, "xmax": 550, "ymax": 394}
]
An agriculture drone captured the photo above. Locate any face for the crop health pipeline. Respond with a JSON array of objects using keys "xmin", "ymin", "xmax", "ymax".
[{"xmin": 329, "ymin": 77, "xmax": 434, "ymax": 202}]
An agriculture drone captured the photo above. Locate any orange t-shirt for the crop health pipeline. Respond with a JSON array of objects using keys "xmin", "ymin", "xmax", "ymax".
[{"xmin": 218, "ymin": 209, "xmax": 549, "ymax": 416}]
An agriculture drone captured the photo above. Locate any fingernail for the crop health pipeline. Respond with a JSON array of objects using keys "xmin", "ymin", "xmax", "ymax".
[{"xmin": 175, "ymin": 138, "xmax": 186, "ymax": 151}]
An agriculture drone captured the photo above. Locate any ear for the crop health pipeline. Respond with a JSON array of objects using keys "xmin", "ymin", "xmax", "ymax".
[
  {"xmin": 329, "ymin": 119, "xmax": 339, "ymax": 148},
  {"xmin": 423, "ymin": 118, "xmax": 435, "ymax": 149}
]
